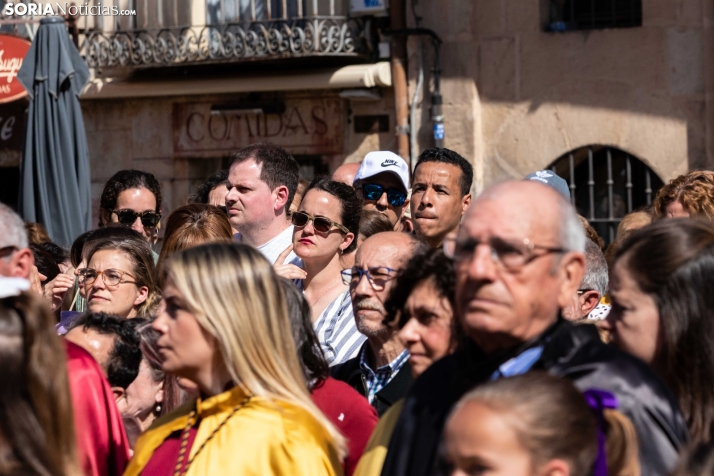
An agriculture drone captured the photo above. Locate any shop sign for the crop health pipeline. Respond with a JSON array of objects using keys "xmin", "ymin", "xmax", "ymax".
[
  {"xmin": 0, "ymin": 34, "xmax": 30, "ymax": 104},
  {"xmin": 173, "ymin": 97, "xmax": 344, "ymax": 157}
]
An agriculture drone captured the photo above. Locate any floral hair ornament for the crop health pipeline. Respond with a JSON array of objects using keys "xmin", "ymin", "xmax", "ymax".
[
  {"xmin": 0, "ymin": 277, "xmax": 30, "ymax": 299},
  {"xmin": 583, "ymin": 389, "xmax": 619, "ymax": 476}
]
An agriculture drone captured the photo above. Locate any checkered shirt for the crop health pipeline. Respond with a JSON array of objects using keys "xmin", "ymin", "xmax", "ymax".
[{"xmin": 359, "ymin": 344, "xmax": 410, "ymax": 404}]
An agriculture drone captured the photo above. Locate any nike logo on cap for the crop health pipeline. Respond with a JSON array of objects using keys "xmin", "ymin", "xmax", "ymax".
[{"xmin": 381, "ymin": 159, "xmax": 399, "ymax": 167}]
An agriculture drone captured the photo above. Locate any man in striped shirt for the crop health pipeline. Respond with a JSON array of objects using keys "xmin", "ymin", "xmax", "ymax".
[{"xmin": 332, "ymin": 231, "xmax": 426, "ymax": 415}]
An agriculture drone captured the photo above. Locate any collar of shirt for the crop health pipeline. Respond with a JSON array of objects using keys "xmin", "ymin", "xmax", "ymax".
[
  {"xmin": 490, "ymin": 345, "xmax": 544, "ymax": 380},
  {"xmin": 359, "ymin": 344, "xmax": 410, "ymax": 403}
]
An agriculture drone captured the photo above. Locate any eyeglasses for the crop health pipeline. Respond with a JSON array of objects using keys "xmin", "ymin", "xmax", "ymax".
[
  {"xmin": 577, "ymin": 289, "xmax": 593, "ymax": 296},
  {"xmin": 341, "ymin": 267, "xmax": 401, "ymax": 291},
  {"xmin": 83, "ymin": 268, "xmax": 136, "ymax": 288},
  {"xmin": 0, "ymin": 246, "xmax": 18, "ymax": 259},
  {"xmin": 112, "ymin": 209, "xmax": 161, "ymax": 228},
  {"xmin": 292, "ymin": 211, "xmax": 349, "ymax": 234},
  {"xmin": 361, "ymin": 183, "xmax": 407, "ymax": 207},
  {"xmin": 443, "ymin": 236, "xmax": 565, "ymax": 272}
]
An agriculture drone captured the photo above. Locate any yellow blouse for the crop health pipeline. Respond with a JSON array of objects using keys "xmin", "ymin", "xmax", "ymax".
[{"xmin": 124, "ymin": 386, "xmax": 343, "ymax": 476}]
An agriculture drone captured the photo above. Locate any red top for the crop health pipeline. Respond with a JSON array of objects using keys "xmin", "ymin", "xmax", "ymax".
[
  {"xmin": 65, "ymin": 340, "xmax": 131, "ymax": 476},
  {"xmin": 141, "ymin": 425, "xmax": 199, "ymax": 476},
  {"xmin": 311, "ymin": 377, "xmax": 379, "ymax": 476}
]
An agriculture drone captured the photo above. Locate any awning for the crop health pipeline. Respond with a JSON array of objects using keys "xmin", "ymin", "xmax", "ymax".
[{"xmin": 80, "ymin": 62, "xmax": 392, "ymax": 100}]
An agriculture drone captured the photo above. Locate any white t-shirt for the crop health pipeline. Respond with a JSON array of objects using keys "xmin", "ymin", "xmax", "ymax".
[{"xmin": 234, "ymin": 225, "xmax": 302, "ymax": 267}]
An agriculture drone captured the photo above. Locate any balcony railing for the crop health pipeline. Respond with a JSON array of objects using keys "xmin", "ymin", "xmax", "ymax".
[{"xmin": 78, "ymin": 0, "xmax": 369, "ymax": 69}]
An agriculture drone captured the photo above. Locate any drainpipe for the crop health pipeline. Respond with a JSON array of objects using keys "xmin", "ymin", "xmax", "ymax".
[{"xmin": 390, "ymin": 0, "xmax": 410, "ymax": 162}]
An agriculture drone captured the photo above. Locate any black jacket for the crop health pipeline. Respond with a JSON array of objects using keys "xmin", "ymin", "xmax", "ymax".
[
  {"xmin": 380, "ymin": 319, "xmax": 688, "ymax": 476},
  {"xmin": 331, "ymin": 344, "xmax": 414, "ymax": 417}
]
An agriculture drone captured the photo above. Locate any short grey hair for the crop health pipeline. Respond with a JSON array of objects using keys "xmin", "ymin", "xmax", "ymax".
[
  {"xmin": 0, "ymin": 202, "xmax": 27, "ymax": 250},
  {"xmin": 557, "ymin": 198, "xmax": 586, "ymax": 253},
  {"xmin": 580, "ymin": 239, "xmax": 608, "ymax": 296}
]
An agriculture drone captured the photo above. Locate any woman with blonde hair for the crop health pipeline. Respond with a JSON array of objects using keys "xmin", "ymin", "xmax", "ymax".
[
  {"xmin": 0, "ymin": 281, "xmax": 81, "ymax": 476},
  {"xmin": 156, "ymin": 204, "xmax": 233, "ymax": 282},
  {"xmin": 125, "ymin": 243, "xmax": 345, "ymax": 476}
]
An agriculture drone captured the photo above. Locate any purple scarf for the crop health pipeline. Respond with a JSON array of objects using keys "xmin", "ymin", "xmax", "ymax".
[{"xmin": 583, "ymin": 389, "xmax": 619, "ymax": 476}]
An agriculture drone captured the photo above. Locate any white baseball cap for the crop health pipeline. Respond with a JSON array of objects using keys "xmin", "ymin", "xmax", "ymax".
[{"xmin": 353, "ymin": 151, "xmax": 410, "ymax": 192}]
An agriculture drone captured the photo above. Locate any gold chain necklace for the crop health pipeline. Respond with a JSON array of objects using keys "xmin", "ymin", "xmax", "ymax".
[{"xmin": 173, "ymin": 396, "xmax": 252, "ymax": 476}]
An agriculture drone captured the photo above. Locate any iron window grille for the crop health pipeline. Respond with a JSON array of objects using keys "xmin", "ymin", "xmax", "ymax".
[
  {"xmin": 548, "ymin": 146, "xmax": 663, "ymax": 244},
  {"xmin": 545, "ymin": 0, "xmax": 642, "ymax": 32}
]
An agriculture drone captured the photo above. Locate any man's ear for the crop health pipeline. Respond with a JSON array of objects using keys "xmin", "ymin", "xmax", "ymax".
[
  {"xmin": 112, "ymin": 386, "xmax": 126, "ymax": 404},
  {"xmin": 580, "ymin": 290, "xmax": 601, "ymax": 318},
  {"xmin": 273, "ymin": 185, "xmax": 290, "ymax": 212},
  {"xmin": 461, "ymin": 193, "xmax": 472, "ymax": 215},
  {"xmin": 12, "ymin": 248, "xmax": 34, "ymax": 279},
  {"xmin": 556, "ymin": 252, "xmax": 586, "ymax": 309}
]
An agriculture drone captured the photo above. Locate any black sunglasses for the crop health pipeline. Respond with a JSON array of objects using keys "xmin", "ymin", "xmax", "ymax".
[
  {"xmin": 291, "ymin": 211, "xmax": 349, "ymax": 234},
  {"xmin": 112, "ymin": 209, "xmax": 161, "ymax": 228},
  {"xmin": 361, "ymin": 183, "xmax": 407, "ymax": 207}
]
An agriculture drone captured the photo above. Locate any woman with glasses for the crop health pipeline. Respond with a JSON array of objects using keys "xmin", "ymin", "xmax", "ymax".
[
  {"xmin": 99, "ymin": 170, "xmax": 163, "ymax": 245},
  {"xmin": 83, "ymin": 235, "xmax": 159, "ymax": 319},
  {"xmin": 125, "ymin": 243, "xmax": 345, "ymax": 476},
  {"xmin": 277, "ymin": 177, "xmax": 365, "ymax": 366}
]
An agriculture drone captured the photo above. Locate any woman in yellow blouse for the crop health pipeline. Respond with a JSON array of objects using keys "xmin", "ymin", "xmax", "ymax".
[{"xmin": 124, "ymin": 243, "xmax": 346, "ymax": 476}]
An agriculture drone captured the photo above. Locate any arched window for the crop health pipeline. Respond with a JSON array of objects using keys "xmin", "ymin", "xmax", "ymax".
[{"xmin": 548, "ymin": 146, "xmax": 663, "ymax": 243}]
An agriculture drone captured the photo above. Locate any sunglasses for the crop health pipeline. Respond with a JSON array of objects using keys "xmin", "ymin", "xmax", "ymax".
[
  {"xmin": 112, "ymin": 209, "xmax": 161, "ymax": 228},
  {"xmin": 291, "ymin": 211, "xmax": 349, "ymax": 234},
  {"xmin": 361, "ymin": 183, "xmax": 407, "ymax": 207}
]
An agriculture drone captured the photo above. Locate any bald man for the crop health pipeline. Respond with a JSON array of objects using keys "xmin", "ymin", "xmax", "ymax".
[
  {"xmin": 332, "ymin": 232, "xmax": 425, "ymax": 416},
  {"xmin": 381, "ymin": 181, "xmax": 687, "ymax": 476},
  {"xmin": 332, "ymin": 162, "xmax": 361, "ymax": 187}
]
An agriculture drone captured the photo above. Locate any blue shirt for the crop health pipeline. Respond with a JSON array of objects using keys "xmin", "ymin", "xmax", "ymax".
[{"xmin": 359, "ymin": 344, "xmax": 410, "ymax": 404}]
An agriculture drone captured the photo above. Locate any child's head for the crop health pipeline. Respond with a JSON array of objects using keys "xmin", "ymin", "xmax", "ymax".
[{"xmin": 443, "ymin": 372, "xmax": 597, "ymax": 476}]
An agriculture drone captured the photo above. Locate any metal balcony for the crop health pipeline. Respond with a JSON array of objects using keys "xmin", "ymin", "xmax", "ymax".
[{"xmin": 80, "ymin": 0, "xmax": 371, "ymax": 69}]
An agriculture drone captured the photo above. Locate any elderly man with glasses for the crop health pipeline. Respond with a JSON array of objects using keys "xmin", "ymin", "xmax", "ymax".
[
  {"xmin": 332, "ymin": 231, "xmax": 426, "ymax": 416},
  {"xmin": 380, "ymin": 181, "xmax": 687, "ymax": 476}
]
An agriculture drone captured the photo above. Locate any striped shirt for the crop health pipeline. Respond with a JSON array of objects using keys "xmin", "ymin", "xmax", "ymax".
[
  {"xmin": 312, "ymin": 289, "xmax": 366, "ymax": 367},
  {"xmin": 359, "ymin": 345, "xmax": 410, "ymax": 404}
]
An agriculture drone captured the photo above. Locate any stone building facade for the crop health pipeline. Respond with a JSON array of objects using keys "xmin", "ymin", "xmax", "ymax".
[{"xmin": 405, "ymin": 0, "xmax": 713, "ymax": 192}]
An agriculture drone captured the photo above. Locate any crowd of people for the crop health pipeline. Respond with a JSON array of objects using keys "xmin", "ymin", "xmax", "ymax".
[{"xmin": 4, "ymin": 141, "xmax": 714, "ymax": 476}]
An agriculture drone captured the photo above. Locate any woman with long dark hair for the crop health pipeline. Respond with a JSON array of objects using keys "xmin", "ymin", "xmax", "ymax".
[{"xmin": 603, "ymin": 218, "xmax": 714, "ymax": 443}]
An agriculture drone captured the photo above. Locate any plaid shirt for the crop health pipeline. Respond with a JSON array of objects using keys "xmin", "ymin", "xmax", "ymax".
[{"xmin": 359, "ymin": 344, "xmax": 410, "ymax": 404}]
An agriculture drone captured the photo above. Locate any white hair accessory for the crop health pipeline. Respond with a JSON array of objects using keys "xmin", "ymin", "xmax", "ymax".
[{"xmin": 0, "ymin": 277, "xmax": 30, "ymax": 299}]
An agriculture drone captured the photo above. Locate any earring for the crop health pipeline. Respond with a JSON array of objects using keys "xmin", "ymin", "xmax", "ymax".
[{"xmin": 154, "ymin": 402, "xmax": 162, "ymax": 415}]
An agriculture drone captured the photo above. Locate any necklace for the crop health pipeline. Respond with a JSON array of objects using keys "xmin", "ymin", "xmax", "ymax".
[
  {"xmin": 307, "ymin": 277, "xmax": 342, "ymax": 309},
  {"xmin": 173, "ymin": 396, "xmax": 252, "ymax": 476}
]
